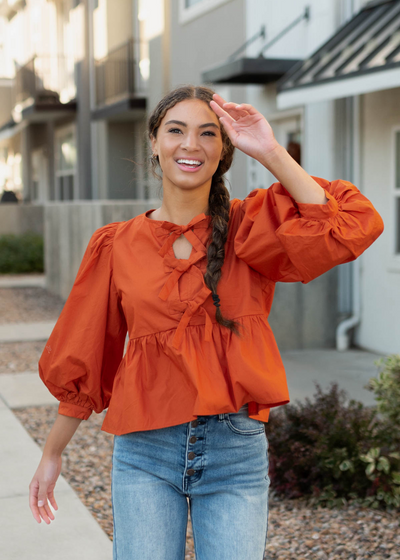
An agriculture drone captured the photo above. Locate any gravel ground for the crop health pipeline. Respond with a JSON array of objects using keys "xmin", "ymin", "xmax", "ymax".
[
  {"xmin": 0, "ymin": 287, "xmax": 65, "ymax": 324},
  {"xmin": 14, "ymin": 404, "xmax": 400, "ymax": 560},
  {"xmin": 0, "ymin": 340, "xmax": 46, "ymax": 373},
  {"xmin": 0, "ymin": 286, "xmax": 64, "ymax": 374}
]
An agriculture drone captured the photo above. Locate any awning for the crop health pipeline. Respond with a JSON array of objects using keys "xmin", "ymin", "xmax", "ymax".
[
  {"xmin": 201, "ymin": 57, "xmax": 301, "ymax": 85},
  {"xmin": 276, "ymin": 0, "xmax": 400, "ymax": 109}
]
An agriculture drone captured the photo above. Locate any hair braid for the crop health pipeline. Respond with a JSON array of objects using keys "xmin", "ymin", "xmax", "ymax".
[{"xmin": 204, "ymin": 174, "xmax": 241, "ymax": 335}]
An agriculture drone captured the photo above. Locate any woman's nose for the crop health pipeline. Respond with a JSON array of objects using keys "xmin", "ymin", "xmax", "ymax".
[{"xmin": 181, "ymin": 132, "xmax": 200, "ymax": 150}]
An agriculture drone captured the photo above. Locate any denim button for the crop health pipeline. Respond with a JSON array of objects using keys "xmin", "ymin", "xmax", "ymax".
[
  {"xmin": 191, "ymin": 419, "xmax": 199, "ymax": 427},
  {"xmin": 190, "ymin": 436, "xmax": 197, "ymax": 443},
  {"xmin": 188, "ymin": 452, "xmax": 196, "ymax": 460},
  {"xmin": 187, "ymin": 469, "xmax": 196, "ymax": 476}
]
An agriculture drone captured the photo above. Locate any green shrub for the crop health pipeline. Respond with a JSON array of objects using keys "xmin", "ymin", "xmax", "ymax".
[
  {"xmin": 265, "ymin": 355, "xmax": 400, "ymax": 511},
  {"xmin": 365, "ymin": 354, "xmax": 400, "ymax": 434},
  {"xmin": 0, "ymin": 231, "xmax": 44, "ymax": 273}
]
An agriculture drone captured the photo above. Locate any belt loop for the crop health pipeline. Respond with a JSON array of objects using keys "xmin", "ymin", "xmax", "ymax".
[{"xmin": 218, "ymin": 413, "xmax": 225, "ymax": 422}]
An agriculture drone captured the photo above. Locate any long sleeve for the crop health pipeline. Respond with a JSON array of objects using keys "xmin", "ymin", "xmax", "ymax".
[
  {"xmin": 234, "ymin": 176, "xmax": 384, "ymax": 283},
  {"xmin": 38, "ymin": 222, "xmax": 128, "ymax": 420}
]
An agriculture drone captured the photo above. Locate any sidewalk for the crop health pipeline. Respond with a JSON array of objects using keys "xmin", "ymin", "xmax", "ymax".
[
  {"xmin": 0, "ymin": 275, "xmax": 112, "ymax": 560},
  {"xmin": 0, "ymin": 275, "xmax": 386, "ymax": 559}
]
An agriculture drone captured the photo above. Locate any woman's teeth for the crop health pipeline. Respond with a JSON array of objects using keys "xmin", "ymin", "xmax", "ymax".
[{"xmin": 177, "ymin": 159, "xmax": 202, "ymax": 167}]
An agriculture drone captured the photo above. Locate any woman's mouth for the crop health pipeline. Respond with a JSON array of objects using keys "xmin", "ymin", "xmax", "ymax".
[{"xmin": 175, "ymin": 159, "xmax": 204, "ymax": 172}]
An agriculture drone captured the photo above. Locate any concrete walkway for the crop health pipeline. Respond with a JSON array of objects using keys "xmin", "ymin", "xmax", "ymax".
[
  {"xmin": 0, "ymin": 276, "xmax": 112, "ymax": 559},
  {"xmin": 0, "ymin": 273, "xmax": 46, "ymax": 288},
  {"xmin": 0, "ymin": 274, "xmax": 387, "ymax": 559}
]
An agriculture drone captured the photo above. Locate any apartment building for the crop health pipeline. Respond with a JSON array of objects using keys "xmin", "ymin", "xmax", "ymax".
[
  {"xmin": 0, "ymin": 0, "xmax": 148, "ymax": 203},
  {"xmin": 0, "ymin": 0, "xmax": 397, "ymax": 354}
]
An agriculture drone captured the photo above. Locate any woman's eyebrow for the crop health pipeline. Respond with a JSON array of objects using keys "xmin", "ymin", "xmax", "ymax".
[{"xmin": 164, "ymin": 120, "xmax": 220, "ymax": 129}]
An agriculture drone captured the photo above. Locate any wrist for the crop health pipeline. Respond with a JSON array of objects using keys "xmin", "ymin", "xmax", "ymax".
[
  {"xmin": 42, "ymin": 449, "xmax": 62, "ymax": 461},
  {"xmin": 258, "ymin": 143, "xmax": 287, "ymax": 171}
]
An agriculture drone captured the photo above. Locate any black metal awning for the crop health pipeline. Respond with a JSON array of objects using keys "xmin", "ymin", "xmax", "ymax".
[
  {"xmin": 276, "ymin": 0, "xmax": 400, "ymax": 107},
  {"xmin": 201, "ymin": 56, "xmax": 301, "ymax": 85}
]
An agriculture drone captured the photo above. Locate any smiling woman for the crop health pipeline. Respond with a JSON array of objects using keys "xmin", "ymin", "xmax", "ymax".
[
  {"xmin": 34, "ymin": 83, "xmax": 384, "ymax": 560},
  {"xmin": 150, "ymin": 100, "xmax": 226, "ymax": 204}
]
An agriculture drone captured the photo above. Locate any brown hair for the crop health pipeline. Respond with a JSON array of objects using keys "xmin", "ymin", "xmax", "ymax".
[{"xmin": 147, "ymin": 84, "xmax": 242, "ymax": 337}]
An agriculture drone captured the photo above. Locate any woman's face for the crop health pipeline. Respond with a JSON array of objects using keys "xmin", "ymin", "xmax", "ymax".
[{"xmin": 151, "ymin": 98, "xmax": 225, "ymax": 193}]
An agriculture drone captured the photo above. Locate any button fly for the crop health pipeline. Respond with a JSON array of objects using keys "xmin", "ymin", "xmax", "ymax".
[
  {"xmin": 187, "ymin": 469, "xmax": 196, "ymax": 476},
  {"xmin": 190, "ymin": 436, "xmax": 197, "ymax": 443},
  {"xmin": 188, "ymin": 451, "xmax": 196, "ymax": 460},
  {"xmin": 191, "ymin": 419, "xmax": 199, "ymax": 427}
]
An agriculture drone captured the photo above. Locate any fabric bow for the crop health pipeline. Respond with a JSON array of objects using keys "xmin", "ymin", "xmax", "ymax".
[{"xmin": 155, "ymin": 213, "xmax": 214, "ymax": 349}]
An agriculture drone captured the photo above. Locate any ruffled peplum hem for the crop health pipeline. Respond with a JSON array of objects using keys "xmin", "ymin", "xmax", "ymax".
[{"xmin": 101, "ymin": 314, "xmax": 289, "ymax": 435}]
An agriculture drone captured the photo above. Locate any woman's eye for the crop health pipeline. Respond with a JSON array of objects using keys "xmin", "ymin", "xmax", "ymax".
[{"xmin": 167, "ymin": 129, "xmax": 216, "ymax": 136}]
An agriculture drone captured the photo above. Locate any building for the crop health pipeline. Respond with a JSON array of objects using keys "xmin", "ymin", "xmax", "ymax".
[
  {"xmin": 0, "ymin": 0, "xmax": 148, "ymax": 202},
  {"xmin": 0, "ymin": 0, "xmax": 397, "ymax": 354}
]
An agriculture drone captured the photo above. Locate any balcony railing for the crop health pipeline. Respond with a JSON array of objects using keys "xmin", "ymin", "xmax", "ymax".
[
  {"xmin": 0, "ymin": 0, "xmax": 26, "ymax": 21},
  {"xmin": 12, "ymin": 55, "xmax": 76, "ymax": 110},
  {"xmin": 94, "ymin": 38, "xmax": 147, "ymax": 107}
]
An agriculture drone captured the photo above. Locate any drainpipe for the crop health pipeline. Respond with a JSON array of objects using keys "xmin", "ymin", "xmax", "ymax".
[
  {"xmin": 336, "ymin": 95, "xmax": 361, "ymax": 351},
  {"xmin": 336, "ymin": 255, "xmax": 361, "ymax": 350}
]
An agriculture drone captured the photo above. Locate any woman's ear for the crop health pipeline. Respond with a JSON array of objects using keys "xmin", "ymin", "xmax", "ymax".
[{"xmin": 150, "ymin": 135, "xmax": 157, "ymax": 154}]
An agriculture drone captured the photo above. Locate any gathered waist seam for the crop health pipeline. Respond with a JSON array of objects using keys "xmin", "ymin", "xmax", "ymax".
[{"xmin": 128, "ymin": 313, "xmax": 266, "ymax": 342}]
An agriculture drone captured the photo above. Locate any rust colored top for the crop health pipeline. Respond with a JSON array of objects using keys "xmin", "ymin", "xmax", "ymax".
[{"xmin": 38, "ymin": 176, "xmax": 384, "ymax": 435}]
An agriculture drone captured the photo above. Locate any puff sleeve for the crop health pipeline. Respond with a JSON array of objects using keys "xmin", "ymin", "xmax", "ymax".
[
  {"xmin": 38, "ymin": 222, "xmax": 127, "ymax": 420},
  {"xmin": 234, "ymin": 176, "xmax": 384, "ymax": 283}
]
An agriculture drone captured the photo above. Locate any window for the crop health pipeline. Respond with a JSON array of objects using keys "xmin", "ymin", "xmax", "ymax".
[
  {"xmin": 55, "ymin": 124, "xmax": 77, "ymax": 201},
  {"xmin": 395, "ymin": 130, "xmax": 400, "ymax": 255},
  {"xmin": 179, "ymin": 0, "xmax": 233, "ymax": 25}
]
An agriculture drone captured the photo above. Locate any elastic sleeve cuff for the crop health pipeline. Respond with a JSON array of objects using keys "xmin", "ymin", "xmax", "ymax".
[
  {"xmin": 58, "ymin": 401, "xmax": 93, "ymax": 420},
  {"xmin": 295, "ymin": 188, "xmax": 339, "ymax": 220}
]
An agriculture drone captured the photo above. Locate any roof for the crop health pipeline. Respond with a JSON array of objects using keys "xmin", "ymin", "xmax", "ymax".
[
  {"xmin": 201, "ymin": 56, "xmax": 301, "ymax": 85},
  {"xmin": 276, "ymin": 0, "xmax": 400, "ymax": 108}
]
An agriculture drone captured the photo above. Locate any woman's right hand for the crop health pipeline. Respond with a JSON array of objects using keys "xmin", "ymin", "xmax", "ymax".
[{"xmin": 29, "ymin": 454, "xmax": 62, "ymax": 524}]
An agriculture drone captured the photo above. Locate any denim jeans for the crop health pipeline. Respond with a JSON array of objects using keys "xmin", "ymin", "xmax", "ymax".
[{"xmin": 111, "ymin": 403, "xmax": 270, "ymax": 560}]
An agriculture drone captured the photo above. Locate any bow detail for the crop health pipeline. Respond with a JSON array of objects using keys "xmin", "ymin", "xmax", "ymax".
[
  {"xmin": 156, "ymin": 213, "xmax": 211, "ymax": 257},
  {"xmin": 170, "ymin": 284, "xmax": 213, "ymax": 350},
  {"xmin": 155, "ymin": 213, "xmax": 214, "ymax": 350}
]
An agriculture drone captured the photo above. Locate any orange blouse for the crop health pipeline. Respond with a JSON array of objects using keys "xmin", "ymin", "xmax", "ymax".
[{"xmin": 38, "ymin": 176, "xmax": 384, "ymax": 435}]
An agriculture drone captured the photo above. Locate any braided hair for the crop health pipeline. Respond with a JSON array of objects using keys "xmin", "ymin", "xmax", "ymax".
[{"xmin": 147, "ymin": 84, "xmax": 242, "ymax": 338}]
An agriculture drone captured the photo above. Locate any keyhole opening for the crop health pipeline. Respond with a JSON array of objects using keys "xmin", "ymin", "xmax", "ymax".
[{"xmin": 172, "ymin": 234, "xmax": 194, "ymax": 260}]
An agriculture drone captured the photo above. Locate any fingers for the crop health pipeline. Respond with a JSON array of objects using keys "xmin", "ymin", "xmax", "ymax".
[
  {"xmin": 211, "ymin": 95, "xmax": 259, "ymax": 123},
  {"xmin": 39, "ymin": 499, "xmax": 56, "ymax": 524},
  {"xmin": 209, "ymin": 99, "xmax": 235, "ymax": 122},
  {"xmin": 47, "ymin": 488, "xmax": 59, "ymax": 511},
  {"xmin": 229, "ymin": 102, "xmax": 259, "ymax": 115},
  {"xmin": 212, "ymin": 92, "xmax": 227, "ymax": 106},
  {"xmin": 218, "ymin": 115, "xmax": 238, "ymax": 144},
  {"xmin": 29, "ymin": 481, "xmax": 56, "ymax": 524}
]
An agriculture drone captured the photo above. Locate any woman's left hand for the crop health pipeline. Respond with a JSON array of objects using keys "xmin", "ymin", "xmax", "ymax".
[{"xmin": 210, "ymin": 93, "xmax": 280, "ymax": 164}]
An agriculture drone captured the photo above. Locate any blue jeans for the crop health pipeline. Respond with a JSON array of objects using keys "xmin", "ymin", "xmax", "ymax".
[{"xmin": 111, "ymin": 403, "xmax": 270, "ymax": 560}]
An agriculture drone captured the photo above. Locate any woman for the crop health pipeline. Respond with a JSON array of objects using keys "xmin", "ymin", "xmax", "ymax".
[{"xmin": 29, "ymin": 85, "xmax": 384, "ymax": 560}]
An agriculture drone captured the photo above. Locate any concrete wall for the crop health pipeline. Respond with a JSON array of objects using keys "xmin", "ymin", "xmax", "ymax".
[
  {"xmin": 43, "ymin": 200, "xmax": 159, "ymax": 300},
  {"xmin": 0, "ymin": 204, "xmax": 44, "ymax": 236},
  {"xmin": 356, "ymin": 89, "xmax": 400, "ymax": 354}
]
